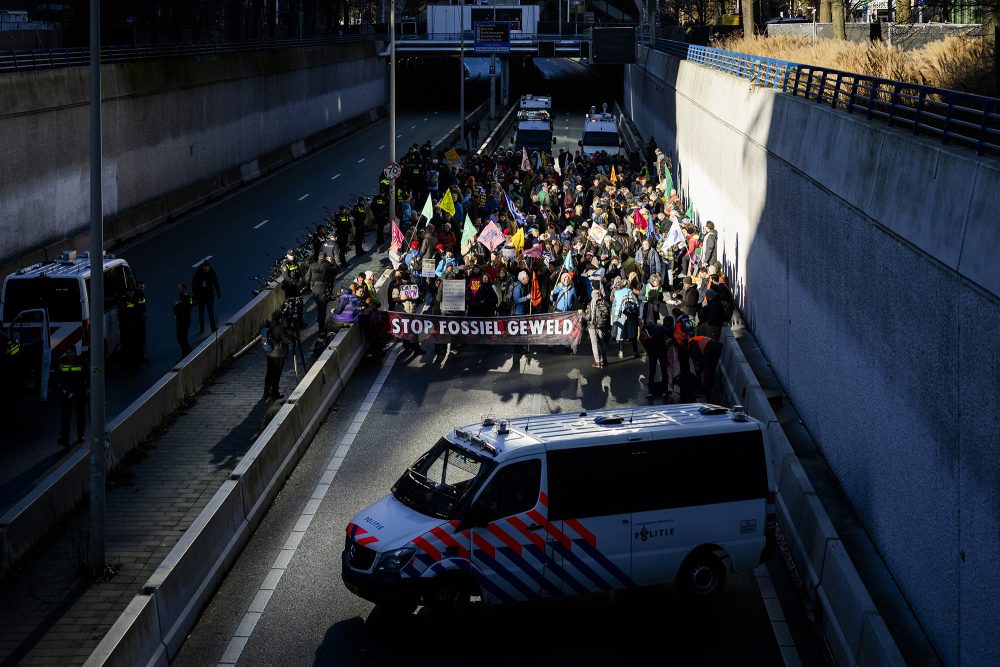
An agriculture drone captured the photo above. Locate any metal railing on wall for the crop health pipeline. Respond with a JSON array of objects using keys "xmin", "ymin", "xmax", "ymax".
[
  {"xmin": 653, "ymin": 38, "xmax": 1000, "ymax": 156},
  {"xmin": 0, "ymin": 34, "xmax": 379, "ymax": 73}
]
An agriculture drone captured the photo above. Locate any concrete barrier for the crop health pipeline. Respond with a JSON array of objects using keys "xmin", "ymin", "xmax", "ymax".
[
  {"xmin": 718, "ymin": 326, "xmax": 906, "ymax": 667},
  {"xmin": 145, "ymin": 479, "xmax": 250, "ymax": 659},
  {"xmin": 82, "ymin": 595, "xmax": 167, "ymax": 667}
]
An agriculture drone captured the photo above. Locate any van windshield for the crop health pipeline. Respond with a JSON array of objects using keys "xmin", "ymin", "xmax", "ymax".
[
  {"xmin": 2, "ymin": 278, "xmax": 81, "ymax": 322},
  {"xmin": 582, "ymin": 131, "xmax": 619, "ymax": 147},
  {"xmin": 392, "ymin": 438, "xmax": 494, "ymax": 519}
]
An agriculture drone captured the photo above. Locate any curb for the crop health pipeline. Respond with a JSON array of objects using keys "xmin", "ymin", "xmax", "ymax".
[
  {"xmin": 84, "ymin": 270, "xmax": 391, "ymax": 666},
  {"xmin": 718, "ymin": 327, "xmax": 906, "ymax": 667}
]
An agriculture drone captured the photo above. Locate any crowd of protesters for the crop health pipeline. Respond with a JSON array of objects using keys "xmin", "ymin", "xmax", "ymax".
[{"xmin": 363, "ymin": 136, "xmax": 735, "ymax": 402}]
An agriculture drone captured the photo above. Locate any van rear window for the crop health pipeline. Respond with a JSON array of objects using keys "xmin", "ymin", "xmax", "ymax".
[
  {"xmin": 2, "ymin": 278, "xmax": 81, "ymax": 322},
  {"xmin": 547, "ymin": 430, "xmax": 767, "ymax": 520}
]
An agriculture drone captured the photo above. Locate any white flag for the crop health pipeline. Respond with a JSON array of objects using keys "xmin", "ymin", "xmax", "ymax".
[
  {"xmin": 521, "ymin": 147, "xmax": 530, "ymax": 172},
  {"xmin": 662, "ymin": 218, "xmax": 684, "ymax": 249},
  {"xmin": 420, "ymin": 193, "xmax": 434, "ymax": 222},
  {"xmin": 553, "ymin": 153, "xmax": 562, "ymax": 175}
]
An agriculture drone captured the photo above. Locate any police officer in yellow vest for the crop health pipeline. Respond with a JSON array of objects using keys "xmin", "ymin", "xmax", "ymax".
[
  {"xmin": 120, "ymin": 285, "xmax": 148, "ymax": 365},
  {"xmin": 55, "ymin": 347, "xmax": 88, "ymax": 447}
]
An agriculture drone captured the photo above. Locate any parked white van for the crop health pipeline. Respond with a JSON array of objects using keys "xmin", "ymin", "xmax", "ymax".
[{"xmin": 342, "ymin": 404, "xmax": 776, "ymax": 614}]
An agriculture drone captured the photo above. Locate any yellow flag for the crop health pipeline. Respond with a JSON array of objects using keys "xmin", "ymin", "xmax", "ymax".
[
  {"xmin": 610, "ymin": 165, "xmax": 617, "ymax": 185},
  {"xmin": 439, "ymin": 189, "xmax": 456, "ymax": 217},
  {"xmin": 511, "ymin": 227, "xmax": 525, "ymax": 251}
]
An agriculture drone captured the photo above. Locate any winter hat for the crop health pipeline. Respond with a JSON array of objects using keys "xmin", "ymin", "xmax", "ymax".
[{"xmin": 410, "ymin": 241, "xmax": 419, "ymax": 249}]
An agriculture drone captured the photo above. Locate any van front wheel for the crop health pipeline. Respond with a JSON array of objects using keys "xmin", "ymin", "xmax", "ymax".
[
  {"xmin": 677, "ymin": 551, "xmax": 726, "ymax": 601},
  {"xmin": 425, "ymin": 574, "xmax": 479, "ymax": 617}
]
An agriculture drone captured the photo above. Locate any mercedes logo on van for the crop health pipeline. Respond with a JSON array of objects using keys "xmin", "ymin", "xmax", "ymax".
[{"xmin": 347, "ymin": 541, "xmax": 357, "ymax": 562}]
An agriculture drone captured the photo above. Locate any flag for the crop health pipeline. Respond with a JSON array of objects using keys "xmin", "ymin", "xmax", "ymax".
[
  {"xmin": 420, "ymin": 193, "xmax": 434, "ymax": 222},
  {"xmin": 685, "ymin": 202, "xmax": 694, "ymax": 220},
  {"xmin": 632, "ymin": 208, "xmax": 648, "ymax": 231},
  {"xmin": 553, "ymin": 154, "xmax": 562, "ymax": 175},
  {"xmin": 477, "ymin": 221, "xmax": 505, "ymax": 251},
  {"xmin": 662, "ymin": 218, "xmax": 684, "ymax": 249},
  {"xmin": 439, "ymin": 189, "xmax": 456, "ymax": 217},
  {"xmin": 521, "ymin": 147, "xmax": 530, "ymax": 171},
  {"xmin": 610, "ymin": 165, "xmax": 617, "ymax": 185},
  {"xmin": 646, "ymin": 216, "xmax": 655, "ymax": 238},
  {"xmin": 390, "ymin": 220, "xmax": 405, "ymax": 250},
  {"xmin": 511, "ymin": 227, "xmax": 525, "ymax": 252},
  {"xmin": 530, "ymin": 271, "xmax": 542, "ymax": 308},
  {"xmin": 535, "ymin": 152, "xmax": 542, "ymax": 171},
  {"xmin": 662, "ymin": 169, "xmax": 674, "ymax": 197},
  {"xmin": 588, "ymin": 222, "xmax": 607, "ymax": 245},
  {"xmin": 461, "ymin": 214, "xmax": 477, "ymax": 248},
  {"xmin": 562, "ymin": 251, "xmax": 574, "ymax": 272},
  {"xmin": 503, "ymin": 190, "xmax": 526, "ymax": 226}
]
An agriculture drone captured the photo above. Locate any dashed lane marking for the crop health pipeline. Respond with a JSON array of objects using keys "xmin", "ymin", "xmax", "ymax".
[
  {"xmin": 298, "ymin": 193, "xmax": 310, "ymax": 201},
  {"xmin": 191, "ymin": 255, "xmax": 213, "ymax": 268},
  {"xmin": 331, "ymin": 174, "xmax": 340, "ymax": 180},
  {"xmin": 357, "ymin": 157, "xmax": 366, "ymax": 164},
  {"xmin": 216, "ymin": 347, "xmax": 401, "ymax": 666},
  {"xmin": 379, "ymin": 144, "xmax": 385, "ymax": 150},
  {"xmin": 253, "ymin": 220, "xmax": 268, "ymax": 229}
]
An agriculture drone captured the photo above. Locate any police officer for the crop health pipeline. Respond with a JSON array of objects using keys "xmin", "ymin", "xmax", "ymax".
[
  {"xmin": 174, "ymin": 283, "xmax": 194, "ymax": 358},
  {"xmin": 371, "ymin": 190, "xmax": 389, "ymax": 246},
  {"xmin": 352, "ymin": 196, "xmax": 368, "ymax": 257},
  {"xmin": 263, "ymin": 311, "xmax": 292, "ymax": 401},
  {"xmin": 334, "ymin": 206, "xmax": 352, "ymax": 265},
  {"xmin": 311, "ymin": 224, "xmax": 329, "ymax": 263},
  {"xmin": 280, "ymin": 250, "xmax": 304, "ymax": 298},
  {"xmin": 119, "ymin": 286, "xmax": 147, "ymax": 365},
  {"xmin": 55, "ymin": 347, "xmax": 88, "ymax": 446},
  {"xmin": 307, "ymin": 253, "xmax": 335, "ymax": 333}
]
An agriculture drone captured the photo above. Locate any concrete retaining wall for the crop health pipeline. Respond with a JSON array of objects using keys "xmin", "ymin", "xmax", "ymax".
[
  {"xmin": 625, "ymin": 45, "xmax": 1000, "ymax": 666},
  {"xmin": 83, "ymin": 308, "xmax": 371, "ymax": 667},
  {"xmin": 0, "ymin": 42, "xmax": 387, "ymax": 267}
]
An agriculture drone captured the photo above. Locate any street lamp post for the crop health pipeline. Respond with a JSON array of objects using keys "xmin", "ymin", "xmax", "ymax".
[
  {"xmin": 460, "ymin": 3, "xmax": 465, "ymax": 153},
  {"xmin": 389, "ymin": 0, "xmax": 397, "ymax": 232},
  {"xmin": 88, "ymin": 0, "xmax": 106, "ymax": 576}
]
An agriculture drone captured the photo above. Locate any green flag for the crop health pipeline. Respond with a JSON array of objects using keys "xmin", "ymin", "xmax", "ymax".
[
  {"xmin": 684, "ymin": 202, "xmax": 694, "ymax": 220},
  {"xmin": 662, "ymin": 169, "xmax": 674, "ymax": 197},
  {"xmin": 420, "ymin": 193, "xmax": 434, "ymax": 222},
  {"xmin": 461, "ymin": 214, "xmax": 477, "ymax": 248}
]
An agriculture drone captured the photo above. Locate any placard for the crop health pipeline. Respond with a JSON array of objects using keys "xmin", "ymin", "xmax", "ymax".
[
  {"xmin": 400, "ymin": 284, "xmax": 419, "ymax": 300},
  {"xmin": 421, "ymin": 259, "xmax": 437, "ymax": 278},
  {"xmin": 442, "ymin": 279, "xmax": 467, "ymax": 312}
]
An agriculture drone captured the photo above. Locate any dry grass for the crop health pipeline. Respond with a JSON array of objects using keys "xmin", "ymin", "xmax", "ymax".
[{"xmin": 718, "ymin": 34, "xmax": 995, "ymax": 96}]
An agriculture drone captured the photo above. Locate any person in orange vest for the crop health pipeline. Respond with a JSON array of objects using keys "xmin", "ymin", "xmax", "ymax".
[{"xmin": 687, "ymin": 334, "xmax": 723, "ymax": 402}]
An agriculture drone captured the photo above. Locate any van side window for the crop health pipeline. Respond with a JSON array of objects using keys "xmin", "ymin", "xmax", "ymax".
[
  {"xmin": 105, "ymin": 266, "xmax": 127, "ymax": 311},
  {"xmin": 475, "ymin": 459, "xmax": 541, "ymax": 522},
  {"xmin": 547, "ymin": 446, "xmax": 632, "ymax": 520}
]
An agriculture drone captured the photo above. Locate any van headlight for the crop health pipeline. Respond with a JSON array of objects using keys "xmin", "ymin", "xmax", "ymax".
[{"xmin": 375, "ymin": 547, "xmax": 416, "ymax": 574}]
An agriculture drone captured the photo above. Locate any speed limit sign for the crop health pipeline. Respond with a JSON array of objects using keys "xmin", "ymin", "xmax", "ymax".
[{"xmin": 383, "ymin": 161, "xmax": 402, "ymax": 180}]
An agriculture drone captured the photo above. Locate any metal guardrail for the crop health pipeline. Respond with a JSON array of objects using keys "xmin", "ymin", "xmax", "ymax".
[
  {"xmin": 0, "ymin": 34, "xmax": 379, "ymax": 73},
  {"xmin": 653, "ymin": 38, "xmax": 1000, "ymax": 156}
]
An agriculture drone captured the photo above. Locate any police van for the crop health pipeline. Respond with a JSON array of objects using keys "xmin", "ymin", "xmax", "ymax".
[
  {"xmin": 579, "ymin": 103, "xmax": 622, "ymax": 156},
  {"xmin": 342, "ymin": 404, "xmax": 776, "ymax": 614},
  {"xmin": 1, "ymin": 251, "xmax": 138, "ymax": 382}
]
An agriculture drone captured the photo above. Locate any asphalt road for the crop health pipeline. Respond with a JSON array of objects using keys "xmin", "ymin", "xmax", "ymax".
[
  {"xmin": 174, "ymin": 342, "xmax": 827, "ymax": 667},
  {"xmin": 0, "ymin": 110, "xmax": 461, "ymax": 513}
]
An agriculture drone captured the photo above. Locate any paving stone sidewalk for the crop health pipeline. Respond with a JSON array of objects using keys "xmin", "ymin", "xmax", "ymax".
[{"xmin": 0, "ymin": 248, "xmax": 390, "ymax": 667}]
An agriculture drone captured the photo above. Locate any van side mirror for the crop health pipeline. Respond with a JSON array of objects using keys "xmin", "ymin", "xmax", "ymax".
[{"xmin": 578, "ymin": 140, "xmax": 583, "ymax": 147}]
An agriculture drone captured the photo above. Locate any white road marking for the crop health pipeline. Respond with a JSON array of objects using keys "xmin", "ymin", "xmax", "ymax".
[
  {"xmin": 298, "ymin": 193, "xmax": 310, "ymax": 201},
  {"xmin": 378, "ymin": 144, "xmax": 385, "ymax": 150},
  {"xmin": 216, "ymin": 347, "xmax": 400, "ymax": 667},
  {"xmin": 357, "ymin": 157, "xmax": 366, "ymax": 163},
  {"xmin": 410, "ymin": 125, "xmax": 416, "ymax": 129},
  {"xmin": 755, "ymin": 565, "xmax": 803, "ymax": 667},
  {"xmin": 396, "ymin": 133, "xmax": 402, "ymax": 139},
  {"xmin": 253, "ymin": 220, "xmax": 269, "ymax": 229},
  {"xmin": 331, "ymin": 174, "xmax": 340, "ymax": 180},
  {"xmin": 191, "ymin": 255, "xmax": 213, "ymax": 268},
  {"xmin": 433, "ymin": 111, "xmax": 439, "ymax": 115},
  {"xmin": 423, "ymin": 117, "xmax": 428, "ymax": 121}
]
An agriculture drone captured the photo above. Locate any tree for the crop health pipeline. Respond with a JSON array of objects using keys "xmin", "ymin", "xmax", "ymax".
[
  {"xmin": 895, "ymin": 0, "xmax": 911, "ymax": 22},
  {"xmin": 742, "ymin": 0, "xmax": 754, "ymax": 39},
  {"xmin": 831, "ymin": 0, "xmax": 845, "ymax": 39},
  {"xmin": 819, "ymin": 0, "xmax": 832, "ymax": 23}
]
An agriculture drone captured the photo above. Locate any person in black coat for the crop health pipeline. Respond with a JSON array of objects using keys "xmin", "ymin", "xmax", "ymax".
[
  {"xmin": 173, "ymin": 283, "xmax": 194, "ymax": 358},
  {"xmin": 191, "ymin": 261, "xmax": 221, "ymax": 333}
]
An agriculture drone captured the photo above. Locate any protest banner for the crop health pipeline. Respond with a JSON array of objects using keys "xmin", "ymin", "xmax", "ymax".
[
  {"xmin": 421, "ymin": 258, "xmax": 437, "ymax": 278},
  {"xmin": 371, "ymin": 311, "xmax": 583, "ymax": 348}
]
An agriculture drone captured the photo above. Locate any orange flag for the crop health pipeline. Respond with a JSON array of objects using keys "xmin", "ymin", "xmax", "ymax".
[
  {"xmin": 610, "ymin": 165, "xmax": 617, "ymax": 185},
  {"xmin": 530, "ymin": 271, "xmax": 543, "ymax": 308}
]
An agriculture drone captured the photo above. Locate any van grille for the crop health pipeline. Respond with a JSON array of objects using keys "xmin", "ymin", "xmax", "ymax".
[{"xmin": 346, "ymin": 538, "xmax": 377, "ymax": 571}]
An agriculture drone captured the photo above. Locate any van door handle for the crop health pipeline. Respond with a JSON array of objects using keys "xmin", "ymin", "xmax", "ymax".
[{"xmin": 526, "ymin": 523, "xmax": 542, "ymax": 531}]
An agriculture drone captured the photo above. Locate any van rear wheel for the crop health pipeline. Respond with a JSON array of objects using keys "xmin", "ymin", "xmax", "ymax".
[
  {"xmin": 677, "ymin": 551, "xmax": 726, "ymax": 601},
  {"xmin": 425, "ymin": 574, "xmax": 479, "ymax": 617}
]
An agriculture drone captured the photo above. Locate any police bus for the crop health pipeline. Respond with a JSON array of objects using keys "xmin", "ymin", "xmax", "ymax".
[
  {"xmin": 342, "ymin": 404, "xmax": 776, "ymax": 614},
  {"xmin": 579, "ymin": 103, "xmax": 622, "ymax": 156}
]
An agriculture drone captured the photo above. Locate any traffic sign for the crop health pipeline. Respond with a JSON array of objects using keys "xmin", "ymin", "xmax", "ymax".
[
  {"xmin": 474, "ymin": 21, "xmax": 511, "ymax": 54},
  {"xmin": 383, "ymin": 161, "xmax": 402, "ymax": 180}
]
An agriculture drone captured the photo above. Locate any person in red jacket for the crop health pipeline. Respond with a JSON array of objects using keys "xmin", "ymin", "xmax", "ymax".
[{"xmin": 687, "ymin": 334, "xmax": 723, "ymax": 402}]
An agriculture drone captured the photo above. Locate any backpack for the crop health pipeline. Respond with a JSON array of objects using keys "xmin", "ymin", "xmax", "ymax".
[
  {"xmin": 622, "ymin": 293, "xmax": 640, "ymax": 317},
  {"xmin": 593, "ymin": 298, "xmax": 611, "ymax": 329},
  {"xmin": 260, "ymin": 326, "xmax": 274, "ymax": 353}
]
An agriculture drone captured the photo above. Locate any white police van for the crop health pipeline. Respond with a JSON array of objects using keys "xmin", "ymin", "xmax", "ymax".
[
  {"xmin": 342, "ymin": 404, "xmax": 776, "ymax": 614},
  {"xmin": 579, "ymin": 103, "xmax": 622, "ymax": 156},
  {"xmin": 1, "ymin": 251, "xmax": 137, "ymax": 363}
]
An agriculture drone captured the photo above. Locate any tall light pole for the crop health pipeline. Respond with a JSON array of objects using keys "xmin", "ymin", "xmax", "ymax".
[
  {"xmin": 389, "ymin": 0, "xmax": 397, "ymax": 231},
  {"xmin": 460, "ymin": 2, "xmax": 465, "ymax": 153},
  {"xmin": 88, "ymin": 0, "xmax": 106, "ymax": 576}
]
